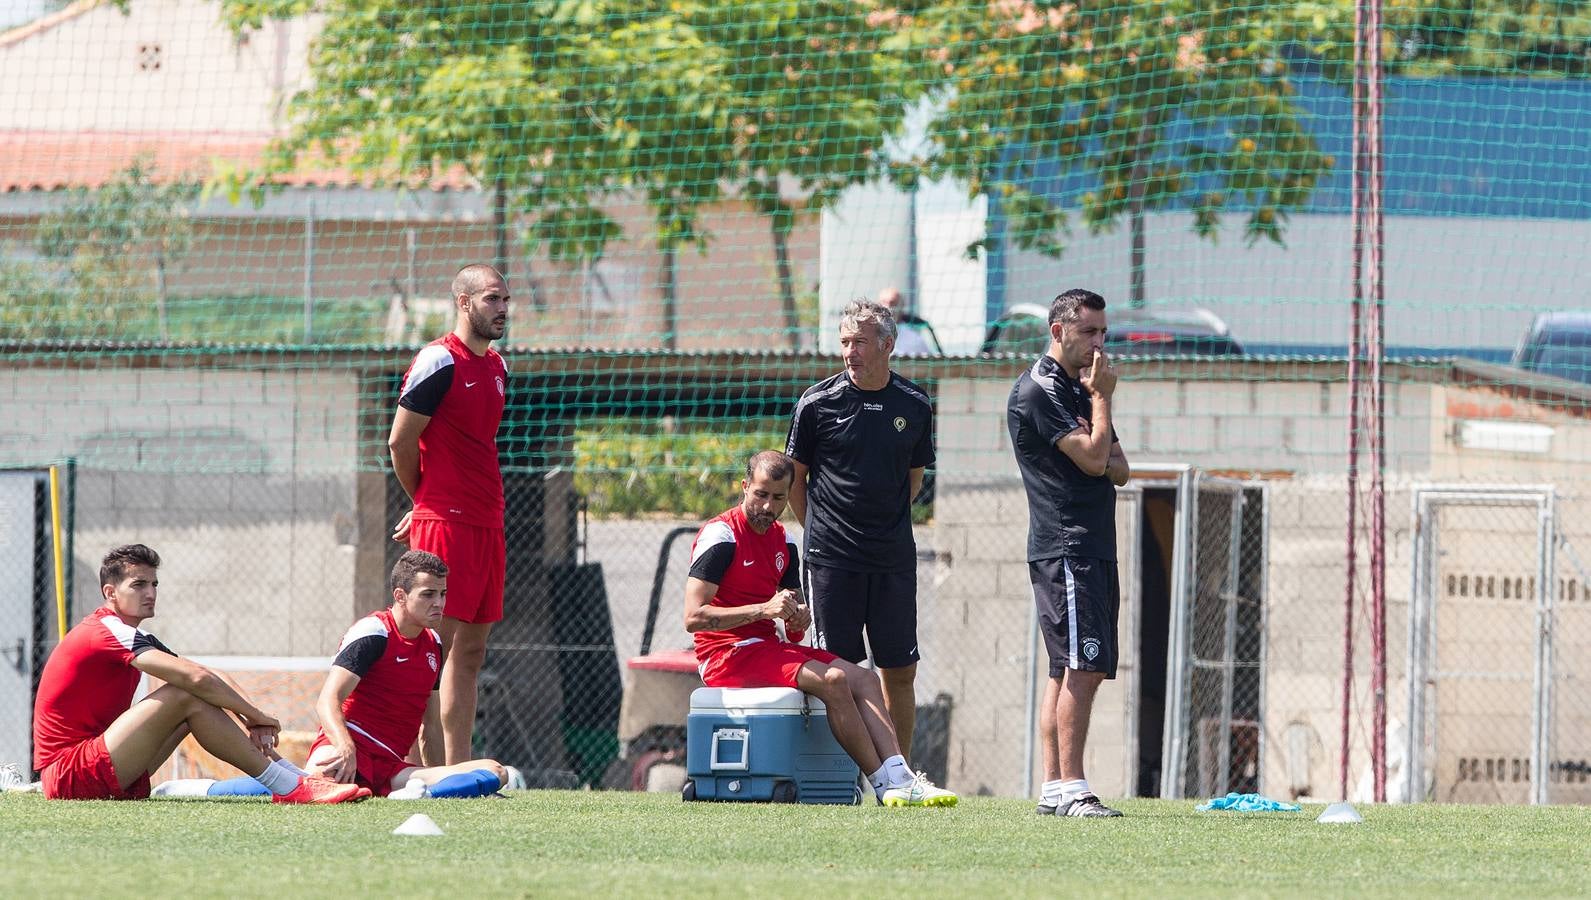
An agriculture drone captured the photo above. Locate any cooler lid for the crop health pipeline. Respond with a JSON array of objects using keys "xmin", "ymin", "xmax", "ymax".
[{"xmin": 690, "ymin": 686, "xmax": 827, "ymax": 714}]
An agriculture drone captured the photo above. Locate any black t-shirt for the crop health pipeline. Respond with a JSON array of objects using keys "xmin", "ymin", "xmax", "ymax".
[
  {"xmin": 785, "ymin": 371, "xmax": 935, "ymax": 572},
  {"xmin": 1006, "ymin": 355, "xmax": 1119, "ymax": 562}
]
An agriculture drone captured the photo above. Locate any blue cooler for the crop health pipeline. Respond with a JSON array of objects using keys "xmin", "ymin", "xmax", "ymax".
[{"xmin": 684, "ymin": 687, "xmax": 862, "ymax": 804}]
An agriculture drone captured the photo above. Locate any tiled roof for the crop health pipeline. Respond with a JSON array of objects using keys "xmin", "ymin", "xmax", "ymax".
[{"xmin": 0, "ymin": 130, "xmax": 479, "ymax": 192}]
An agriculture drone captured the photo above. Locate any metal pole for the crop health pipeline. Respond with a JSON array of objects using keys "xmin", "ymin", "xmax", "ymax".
[
  {"xmin": 303, "ymin": 196, "xmax": 315, "ymax": 342},
  {"xmin": 1367, "ymin": 0, "xmax": 1389, "ymax": 804},
  {"xmin": 1023, "ymin": 592, "xmax": 1039, "ymax": 799},
  {"xmin": 1217, "ymin": 490, "xmax": 1244, "ymax": 796},
  {"xmin": 1341, "ymin": 0, "xmax": 1368, "ymax": 801},
  {"xmin": 1531, "ymin": 494, "xmax": 1555, "ymax": 804},
  {"xmin": 1160, "ymin": 467, "xmax": 1195, "ymax": 798}
]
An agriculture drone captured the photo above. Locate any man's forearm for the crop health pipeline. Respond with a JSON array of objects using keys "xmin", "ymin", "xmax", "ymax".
[
  {"xmin": 788, "ymin": 478, "xmax": 807, "ymax": 525},
  {"xmin": 390, "ymin": 444, "xmax": 421, "ymax": 500}
]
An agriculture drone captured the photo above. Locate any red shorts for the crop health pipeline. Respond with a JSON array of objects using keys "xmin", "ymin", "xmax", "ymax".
[
  {"xmin": 700, "ymin": 640, "xmax": 840, "ymax": 688},
  {"xmin": 42, "ymin": 735, "xmax": 151, "ymax": 801},
  {"xmin": 409, "ymin": 518, "xmax": 505, "ymax": 624},
  {"xmin": 308, "ymin": 730, "xmax": 415, "ymax": 797}
]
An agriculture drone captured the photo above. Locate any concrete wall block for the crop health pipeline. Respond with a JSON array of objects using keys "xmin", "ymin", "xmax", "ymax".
[
  {"xmin": 137, "ymin": 370, "xmax": 204, "ymax": 405},
  {"xmin": 1181, "ymin": 381, "xmax": 1255, "ymax": 417},
  {"xmin": 199, "ymin": 369, "xmax": 266, "ymax": 406},
  {"xmin": 158, "ymin": 397, "xmax": 235, "ymax": 433},
  {"xmin": 962, "ymin": 525, "xmax": 1031, "ymax": 563},
  {"xmin": 936, "ymin": 413, "xmax": 1008, "ymax": 456},
  {"xmin": 1254, "ymin": 382, "xmax": 1328, "ymax": 418},
  {"xmin": 111, "ymin": 471, "xmax": 170, "ymax": 511},
  {"xmin": 231, "ymin": 475, "xmax": 299, "ymax": 514},
  {"xmin": 166, "ymin": 474, "xmax": 234, "ymax": 511},
  {"xmin": 1123, "ymin": 381, "xmax": 1182, "ymax": 418}
]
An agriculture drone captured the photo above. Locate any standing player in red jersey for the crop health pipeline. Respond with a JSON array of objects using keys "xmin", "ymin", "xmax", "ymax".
[
  {"xmin": 306, "ymin": 550, "xmax": 509, "ymax": 798},
  {"xmin": 389, "ymin": 264, "xmax": 509, "ymax": 764},
  {"xmin": 32, "ymin": 544, "xmax": 368, "ymax": 803},
  {"xmin": 683, "ymin": 450, "xmax": 956, "ymax": 807}
]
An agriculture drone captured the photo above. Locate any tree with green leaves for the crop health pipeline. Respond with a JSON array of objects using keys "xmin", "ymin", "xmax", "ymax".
[
  {"xmin": 217, "ymin": 0, "xmax": 911, "ymax": 347},
  {"xmin": 1386, "ymin": 0, "xmax": 1591, "ymax": 77},
  {"xmin": 30, "ymin": 156, "xmax": 199, "ymax": 339},
  {"xmin": 892, "ymin": 0, "xmax": 1352, "ymax": 307}
]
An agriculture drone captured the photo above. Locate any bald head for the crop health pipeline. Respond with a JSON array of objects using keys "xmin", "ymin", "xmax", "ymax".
[{"xmin": 452, "ymin": 264, "xmax": 504, "ymax": 300}]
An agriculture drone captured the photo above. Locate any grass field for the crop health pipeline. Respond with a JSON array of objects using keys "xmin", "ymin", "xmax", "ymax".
[{"xmin": 4, "ymin": 792, "xmax": 1588, "ymax": 898}]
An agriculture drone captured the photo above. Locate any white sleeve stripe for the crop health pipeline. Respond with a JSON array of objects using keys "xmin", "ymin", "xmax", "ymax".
[
  {"xmin": 889, "ymin": 376, "xmax": 933, "ymax": 409},
  {"xmin": 690, "ymin": 521, "xmax": 736, "ymax": 564},
  {"xmin": 97, "ymin": 614, "xmax": 139, "ymax": 651},
  {"xmin": 336, "ymin": 615, "xmax": 389, "ymax": 652},
  {"xmin": 400, "ymin": 345, "xmax": 455, "ymax": 398}
]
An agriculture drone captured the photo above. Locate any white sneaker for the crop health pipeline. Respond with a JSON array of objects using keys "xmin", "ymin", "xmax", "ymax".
[
  {"xmin": 387, "ymin": 776, "xmax": 430, "ymax": 800},
  {"xmin": 881, "ymin": 772, "xmax": 958, "ymax": 807},
  {"xmin": 0, "ymin": 763, "xmax": 26, "ymax": 791}
]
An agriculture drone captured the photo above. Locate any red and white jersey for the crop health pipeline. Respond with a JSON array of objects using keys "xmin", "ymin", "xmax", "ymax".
[
  {"xmin": 32, "ymin": 605, "xmax": 175, "ymax": 770},
  {"xmin": 398, "ymin": 332, "xmax": 507, "ymax": 528},
  {"xmin": 688, "ymin": 506, "xmax": 803, "ymax": 660},
  {"xmin": 325, "ymin": 608, "xmax": 442, "ymax": 761}
]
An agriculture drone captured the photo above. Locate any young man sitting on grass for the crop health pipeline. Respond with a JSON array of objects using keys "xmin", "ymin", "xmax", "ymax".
[
  {"xmin": 33, "ymin": 544, "xmax": 368, "ymax": 804},
  {"xmin": 304, "ymin": 550, "xmax": 508, "ymax": 799}
]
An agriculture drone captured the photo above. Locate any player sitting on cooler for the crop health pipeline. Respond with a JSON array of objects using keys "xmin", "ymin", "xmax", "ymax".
[
  {"xmin": 32, "ymin": 544, "xmax": 367, "ymax": 804},
  {"xmin": 684, "ymin": 450, "xmax": 956, "ymax": 807},
  {"xmin": 304, "ymin": 550, "xmax": 509, "ymax": 799}
]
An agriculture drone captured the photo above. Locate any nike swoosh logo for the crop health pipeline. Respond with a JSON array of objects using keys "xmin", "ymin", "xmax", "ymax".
[
  {"xmin": 395, "ymin": 656, "xmax": 409, "ymax": 662},
  {"xmin": 742, "ymin": 560, "xmax": 755, "ymax": 566},
  {"xmin": 835, "ymin": 414, "xmax": 855, "ymax": 424},
  {"xmin": 465, "ymin": 381, "xmax": 478, "ymax": 388}
]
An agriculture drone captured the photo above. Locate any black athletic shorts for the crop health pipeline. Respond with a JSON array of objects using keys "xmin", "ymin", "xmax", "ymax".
[
  {"xmin": 1029, "ymin": 556, "xmax": 1120, "ymax": 679},
  {"xmin": 806, "ymin": 564, "xmax": 919, "ymax": 669}
]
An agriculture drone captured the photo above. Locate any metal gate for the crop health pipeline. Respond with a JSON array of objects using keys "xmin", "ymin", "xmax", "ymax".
[
  {"xmin": 1161, "ymin": 470, "xmax": 1269, "ymax": 799},
  {"xmin": 1405, "ymin": 486, "xmax": 1554, "ymax": 804}
]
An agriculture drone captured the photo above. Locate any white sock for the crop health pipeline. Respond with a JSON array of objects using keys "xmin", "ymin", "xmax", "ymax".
[
  {"xmin": 1059, "ymin": 778, "xmax": 1090, "ymax": 800},
  {"xmin": 151, "ymin": 778, "xmax": 217, "ymax": 798},
  {"xmin": 277, "ymin": 759, "xmax": 311, "ymax": 778},
  {"xmin": 253, "ymin": 759, "xmax": 303, "ymax": 796},
  {"xmin": 1040, "ymin": 778, "xmax": 1066, "ymax": 805},
  {"xmin": 882, "ymin": 754, "xmax": 913, "ymax": 787},
  {"xmin": 869, "ymin": 763, "xmax": 889, "ymax": 800}
]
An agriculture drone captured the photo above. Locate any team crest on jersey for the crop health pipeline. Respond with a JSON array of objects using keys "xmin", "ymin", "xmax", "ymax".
[
  {"xmin": 775, "ymin": 551, "xmax": 787, "ymax": 572},
  {"xmin": 427, "ymin": 652, "xmax": 439, "ymax": 672},
  {"xmin": 495, "ymin": 376, "xmax": 506, "ymax": 396},
  {"xmin": 893, "ymin": 416, "xmax": 906, "ymax": 432}
]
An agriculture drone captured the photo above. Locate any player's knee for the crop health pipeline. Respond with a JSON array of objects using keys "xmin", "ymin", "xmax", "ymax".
[
  {"xmin": 478, "ymin": 759, "xmax": 508, "ymax": 784},
  {"xmin": 819, "ymin": 665, "xmax": 850, "ymax": 695}
]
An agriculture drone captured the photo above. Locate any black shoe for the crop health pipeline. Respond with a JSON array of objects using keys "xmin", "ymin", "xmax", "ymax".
[{"xmin": 1051, "ymin": 794, "xmax": 1123, "ymax": 817}]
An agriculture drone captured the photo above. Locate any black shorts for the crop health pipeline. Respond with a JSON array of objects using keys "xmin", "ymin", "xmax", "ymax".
[
  {"xmin": 806, "ymin": 564, "xmax": 919, "ymax": 669},
  {"xmin": 1030, "ymin": 556, "xmax": 1119, "ymax": 679}
]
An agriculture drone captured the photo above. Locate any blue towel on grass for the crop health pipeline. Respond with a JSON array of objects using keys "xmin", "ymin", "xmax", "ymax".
[{"xmin": 1197, "ymin": 792, "xmax": 1300, "ymax": 812}]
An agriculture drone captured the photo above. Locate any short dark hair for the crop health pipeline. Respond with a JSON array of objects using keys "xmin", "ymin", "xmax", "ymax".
[
  {"xmin": 100, "ymin": 544, "xmax": 160, "ymax": 588},
  {"xmin": 451, "ymin": 263, "xmax": 504, "ymax": 299},
  {"xmin": 1049, "ymin": 288, "xmax": 1106, "ymax": 327},
  {"xmin": 745, "ymin": 450, "xmax": 794, "ymax": 487},
  {"xmin": 390, "ymin": 549, "xmax": 449, "ymax": 594}
]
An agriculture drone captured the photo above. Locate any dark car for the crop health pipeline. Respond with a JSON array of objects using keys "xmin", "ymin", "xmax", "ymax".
[
  {"xmin": 980, "ymin": 303, "xmax": 1244, "ymax": 357},
  {"xmin": 1513, "ymin": 311, "xmax": 1591, "ymax": 384}
]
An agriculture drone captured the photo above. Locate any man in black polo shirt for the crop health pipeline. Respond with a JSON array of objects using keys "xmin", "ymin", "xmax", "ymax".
[
  {"xmin": 786, "ymin": 298, "xmax": 935, "ymax": 757},
  {"xmin": 1007, "ymin": 288, "xmax": 1132, "ymax": 818}
]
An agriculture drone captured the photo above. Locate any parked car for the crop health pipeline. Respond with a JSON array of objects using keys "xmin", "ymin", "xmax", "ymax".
[
  {"xmin": 1513, "ymin": 311, "xmax": 1591, "ymax": 384},
  {"xmin": 980, "ymin": 303, "xmax": 1244, "ymax": 357}
]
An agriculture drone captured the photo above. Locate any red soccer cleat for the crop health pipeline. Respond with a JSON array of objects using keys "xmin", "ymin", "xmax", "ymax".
[{"xmin": 271, "ymin": 775, "xmax": 372, "ymax": 804}]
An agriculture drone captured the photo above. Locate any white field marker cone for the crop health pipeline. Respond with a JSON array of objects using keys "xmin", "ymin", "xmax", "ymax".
[
  {"xmin": 1317, "ymin": 802, "xmax": 1364, "ymax": 824},
  {"xmin": 393, "ymin": 813, "xmax": 445, "ymax": 836}
]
